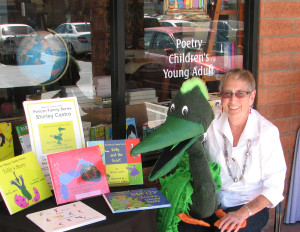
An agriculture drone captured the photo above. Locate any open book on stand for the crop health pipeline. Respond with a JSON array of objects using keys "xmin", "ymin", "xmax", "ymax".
[{"xmin": 103, "ymin": 187, "xmax": 171, "ymax": 213}]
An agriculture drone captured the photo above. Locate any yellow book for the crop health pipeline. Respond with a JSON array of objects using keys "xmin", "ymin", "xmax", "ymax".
[
  {"xmin": 0, "ymin": 122, "xmax": 14, "ymax": 161},
  {"xmin": 0, "ymin": 151, "xmax": 52, "ymax": 214}
]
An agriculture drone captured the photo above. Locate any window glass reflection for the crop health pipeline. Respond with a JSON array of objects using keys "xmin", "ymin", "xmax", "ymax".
[
  {"xmin": 126, "ymin": 0, "xmax": 244, "ymax": 101},
  {"xmin": 0, "ymin": 1, "xmax": 110, "ymax": 132},
  {"xmin": 125, "ymin": 0, "xmax": 244, "ymax": 139}
]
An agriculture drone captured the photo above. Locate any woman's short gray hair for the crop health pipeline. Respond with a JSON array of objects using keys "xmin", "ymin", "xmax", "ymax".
[{"xmin": 219, "ymin": 68, "xmax": 256, "ymax": 92}]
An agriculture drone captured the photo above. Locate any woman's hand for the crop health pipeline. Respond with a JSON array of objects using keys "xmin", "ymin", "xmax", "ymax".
[{"xmin": 217, "ymin": 207, "xmax": 249, "ymax": 232}]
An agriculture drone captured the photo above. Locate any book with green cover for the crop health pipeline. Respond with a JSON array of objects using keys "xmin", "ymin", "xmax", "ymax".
[
  {"xmin": 90, "ymin": 123, "xmax": 106, "ymax": 141},
  {"xmin": 103, "ymin": 187, "xmax": 171, "ymax": 213},
  {"xmin": 0, "ymin": 151, "xmax": 52, "ymax": 215},
  {"xmin": 15, "ymin": 124, "xmax": 32, "ymax": 153},
  {"xmin": 0, "ymin": 122, "xmax": 14, "ymax": 161}
]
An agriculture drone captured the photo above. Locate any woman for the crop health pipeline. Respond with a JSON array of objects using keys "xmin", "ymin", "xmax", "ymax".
[{"xmin": 203, "ymin": 68, "xmax": 286, "ymax": 232}]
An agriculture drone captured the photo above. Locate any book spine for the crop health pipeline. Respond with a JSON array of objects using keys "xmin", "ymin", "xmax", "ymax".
[
  {"xmin": 102, "ymin": 195, "xmax": 115, "ymax": 213},
  {"xmin": 105, "ymin": 124, "xmax": 112, "ymax": 140}
]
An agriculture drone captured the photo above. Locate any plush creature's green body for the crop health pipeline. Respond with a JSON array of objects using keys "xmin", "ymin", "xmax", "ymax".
[{"xmin": 131, "ymin": 78, "xmax": 221, "ymax": 231}]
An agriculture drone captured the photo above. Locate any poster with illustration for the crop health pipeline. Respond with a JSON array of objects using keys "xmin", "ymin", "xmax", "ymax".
[
  {"xmin": 39, "ymin": 121, "xmax": 77, "ymax": 154},
  {"xmin": 23, "ymin": 97, "xmax": 85, "ymax": 187}
]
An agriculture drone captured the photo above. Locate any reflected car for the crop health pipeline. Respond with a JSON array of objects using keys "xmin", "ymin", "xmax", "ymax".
[
  {"xmin": 144, "ymin": 16, "xmax": 161, "ymax": 28},
  {"xmin": 0, "ymin": 24, "xmax": 36, "ymax": 61},
  {"xmin": 159, "ymin": 20, "xmax": 199, "ymax": 28},
  {"xmin": 54, "ymin": 22, "xmax": 91, "ymax": 56},
  {"xmin": 199, "ymin": 20, "xmax": 244, "ymax": 42}
]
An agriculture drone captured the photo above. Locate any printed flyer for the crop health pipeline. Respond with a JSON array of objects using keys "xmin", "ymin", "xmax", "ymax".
[{"xmin": 23, "ymin": 97, "xmax": 85, "ymax": 186}]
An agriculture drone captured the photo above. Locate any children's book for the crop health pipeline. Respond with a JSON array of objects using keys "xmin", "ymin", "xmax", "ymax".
[
  {"xmin": 104, "ymin": 124, "xmax": 112, "ymax": 140},
  {"xmin": 0, "ymin": 151, "xmax": 52, "ymax": 215},
  {"xmin": 15, "ymin": 123, "xmax": 32, "ymax": 153},
  {"xmin": 46, "ymin": 146, "xmax": 110, "ymax": 205},
  {"xmin": 26, "ymin": 201, "xmax": 106, "ymax": 232},
  {"xmin": 0, "ymin": 122, "xmax": 14, "ymax": 161},
  {"xmin": 23, "ymin": 97, "xmax": 86, "ymax": 187},
  {"xmin": 103, "ymin": 187, "xmax": 171, "ymax": 213},
  {"xmin": 87, "ymin": 139, "xmax": 143, "ymax": 187},
  {"xmin": 90, "ymin": 123, "xmax": 106, "ymax": 141},
  {"xmin": 126, "ymin": 118, "xmax": 138, "ymax": 139}
]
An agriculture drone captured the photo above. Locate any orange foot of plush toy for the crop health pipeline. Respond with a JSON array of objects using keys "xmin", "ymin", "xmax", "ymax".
[
  {"xmin": 178, "ymin": 213, "xmax": 210, "ymax": 227},
  {"xmin": 214, "ymin": 209, "xmax": 247, "ymax": 230}
]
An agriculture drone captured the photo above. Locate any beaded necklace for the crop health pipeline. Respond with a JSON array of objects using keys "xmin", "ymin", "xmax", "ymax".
[{"xmin": 223, "ymin": 134, "xmax": 251, "ymax": 182}]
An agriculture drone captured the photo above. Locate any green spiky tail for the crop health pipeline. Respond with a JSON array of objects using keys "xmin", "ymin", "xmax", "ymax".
[{"xmin": 155, "ymin": 153, "xmax": 221, "ymax": 232}]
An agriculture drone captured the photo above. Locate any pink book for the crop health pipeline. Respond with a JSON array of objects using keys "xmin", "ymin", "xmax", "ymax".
[{"xmin": 47, "ymin": 146, "xmax": 110, "ymax": 205}]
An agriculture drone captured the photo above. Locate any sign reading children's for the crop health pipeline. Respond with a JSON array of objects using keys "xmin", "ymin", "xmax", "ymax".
[{"xmin": 162, "ymin": 38, "xmax": 215, "ymax": 80}]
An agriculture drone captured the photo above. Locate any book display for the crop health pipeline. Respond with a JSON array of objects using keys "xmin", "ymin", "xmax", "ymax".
[
  {"xmin": 47, "ymin": 146, "xmax": 110, "ymax": 205},
  {"xmin": 26, "ymin": 201, "xmax": 106, "ymax": 232},
  {"xmin": 87, "ymin": 138, "xmax": 143, "ymax": 186},
  {"xmin": 0, "ymin": 122, "xmax": 14, "ymax": 161},
  {"xmin": 103, "ymin": 187, "xmax": 171, "ymax": 213},
  {"xmin": 23, "ymin": 97, "xmax": 86, "ymax": 186},
  {"xmin": 15, "ymin": 124, "xmax": 32, "ymax": 153},
  {"xmin": 0, "ymin": 151, "xmax": 52, "ymax": 215}
]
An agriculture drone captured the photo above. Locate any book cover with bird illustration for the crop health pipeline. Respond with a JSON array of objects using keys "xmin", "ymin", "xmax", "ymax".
[
  {"xmin": 0, "ymin": 122, "xmax": 14, "ymax": 161},
  {"xmin": 103, "ymin": 187, "xmax": 171, "ymax": 213},
  {"xmin": 26, "ymin": 201, "xmax": 106, "ymax": 232},
  {"xmin": 47, "ymin": 146, "xmax": 109, "ymax": 205},
  {"xmin": 23, "ymin": 97, "xmax": 85, "ymax": 187},
  {"xmin": 86, "ymin": 139, "xmax": 143, "ymax": 187},
  {"xmin": 0, "ymin": 151, "xmax": 52, "ymax": 215}
]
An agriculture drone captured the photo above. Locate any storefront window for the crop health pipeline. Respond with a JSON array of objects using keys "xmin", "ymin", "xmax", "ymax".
[
  {"xmin": 0, "ymin": 0, "xmax": 245, "ymax": 156},
  {"xmin": 125, "ymin": 0, "xmax": 244, "ymax": 141},
  {"xmin": 0, "ymin": 0, "xmax": 111, "ymax": 155}
]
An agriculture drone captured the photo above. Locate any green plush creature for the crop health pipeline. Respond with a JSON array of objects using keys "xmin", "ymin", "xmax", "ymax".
[{"xmin": 131, "ymin": 78, "xmax": 243, "ymax": 231}]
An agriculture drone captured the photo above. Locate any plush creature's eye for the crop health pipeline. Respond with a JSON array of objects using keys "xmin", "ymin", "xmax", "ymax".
[
  {"xmin": 170, "ymin": 103, "xmax": 175, "ymax": 112},
  {"xmin": 182, "ymin": 105, "xmax": 188, "ymax": 115}
]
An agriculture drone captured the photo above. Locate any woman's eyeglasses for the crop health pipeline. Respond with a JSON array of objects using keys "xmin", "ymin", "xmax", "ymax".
[{"xmin": 220, "ymin": 90, "xmax": 251, "ymax": 98}]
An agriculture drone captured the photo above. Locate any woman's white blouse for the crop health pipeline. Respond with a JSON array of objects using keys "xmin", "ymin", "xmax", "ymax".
[{"xmin": 204, "ymin": 109, "xmax": 287, "ymax": 209}]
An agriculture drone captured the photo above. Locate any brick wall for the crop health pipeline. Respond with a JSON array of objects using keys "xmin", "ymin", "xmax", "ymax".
[{"xmin": 258, "ymin": 0, "xmax": 300, "ymax": 216}]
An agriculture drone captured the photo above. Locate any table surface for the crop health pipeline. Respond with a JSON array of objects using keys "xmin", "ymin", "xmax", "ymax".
[{"xmin": 0, "ymin": 186, "xmax": 159, "ymax": 232}]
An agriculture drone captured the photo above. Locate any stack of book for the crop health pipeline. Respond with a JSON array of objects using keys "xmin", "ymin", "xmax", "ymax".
[
  {"xmin": 64, "ymin": 85, "xmax": 96, "ymax": 109},
  {"xmin": 127, "ymin": 88, "xmax": 158, "ymax": 105}
]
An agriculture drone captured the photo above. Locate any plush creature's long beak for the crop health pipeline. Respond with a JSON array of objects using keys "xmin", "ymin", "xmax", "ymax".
[{"xmin": 131, "ymin": 115, "xmax": 205, "ymax": 181}]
